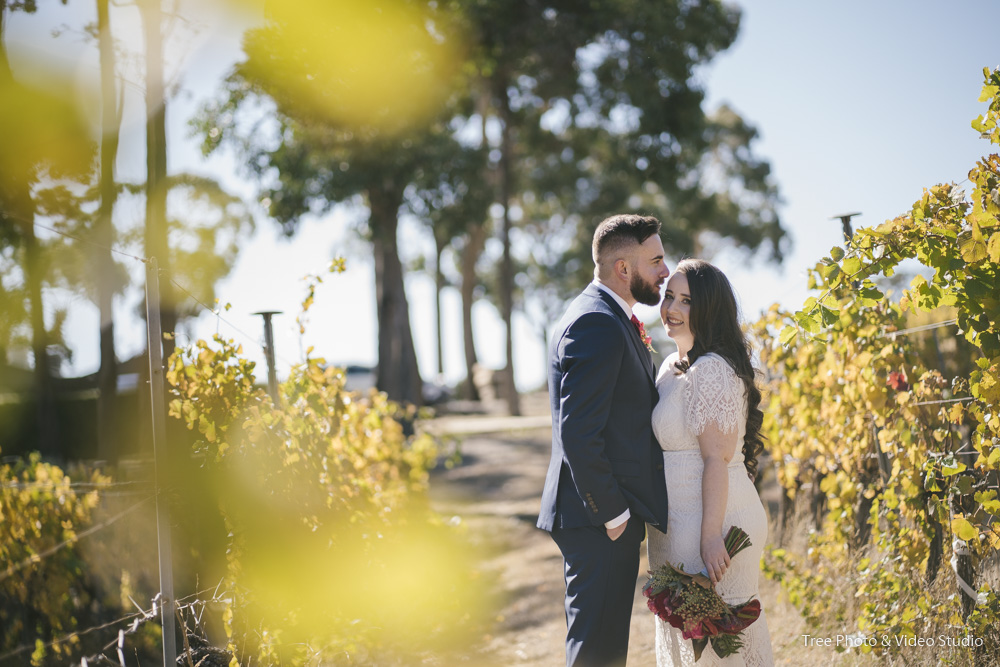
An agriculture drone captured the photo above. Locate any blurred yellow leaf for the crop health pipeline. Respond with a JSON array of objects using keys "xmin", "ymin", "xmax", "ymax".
[
  {"xmin": 0, "ymin": 77, "xmax": 92, "ymax": 183},
  {"xmin": 241, "ymin": 0, "xmax": 463, "ymax": 132}
]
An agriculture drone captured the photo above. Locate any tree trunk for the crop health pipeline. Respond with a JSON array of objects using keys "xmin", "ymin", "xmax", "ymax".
[
  {"xmin": 953, "ymin": 491, "xmax": 977, "ymax": 619},
  {"xmin": 810, "ymin": 469, "xmax": 826, "ymax": 532},
  {"xmin": 776, "ymin": 482, "xmax": 794, "ymax": 547},
  {"xmin": 925, "ymin": 496, "xmax": 943, "ymax": 583},
  {"xmin": 539, "ymin": 323, "xmax": 547, "ymax": 377},
  {"xmin": 369, "ymin": 184, "xmax": 423, "ymax": 406},
  {"xmin": 96, "ymin": 0, "xmax": 120, "ymax": 462},
  {"xmin": 495, "ymin": 75, "xmax": 520, "ymax": 416},
  {"xmin": 459, "ymin": 222, "xmax": 484, "ymax": 401},
  {"xmin": 0, "ymin": 5, "xmax": 56, "ymax": 457},
  {"xmin": 434, "ymin": 231, "xmax": 446, "ymax": 378},
  {"xmin": 852, "ymin": 473, "xmax": 875, "ymax": 552},
  {"xmin": 141, "ymin": 0, "xmax": 175, "ymax": 363},
  {"xmin": 23, "ymin": 209, "xmax": 57, "ymax": 457}
]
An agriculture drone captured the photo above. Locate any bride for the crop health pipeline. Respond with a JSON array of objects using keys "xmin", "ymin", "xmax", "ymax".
[{"xmin": 646, "ymin": 259, "xmax": 774, "ymax": 666}]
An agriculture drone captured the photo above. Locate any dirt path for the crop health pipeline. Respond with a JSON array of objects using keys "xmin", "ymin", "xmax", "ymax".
[{"xmin": 425, "ymin": 398, "xmax": 825, "ymax": 666}]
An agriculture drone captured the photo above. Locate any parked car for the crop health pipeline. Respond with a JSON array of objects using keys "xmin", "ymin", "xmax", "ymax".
[{"xmin": 340, "ymin": 364, "xmax": 451, "ymax": 405}]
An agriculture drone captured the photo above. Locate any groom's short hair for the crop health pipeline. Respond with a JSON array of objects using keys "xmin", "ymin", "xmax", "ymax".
[{"xmin": 592, "ymin": 214, "xmax": 662, "ymax": 266}]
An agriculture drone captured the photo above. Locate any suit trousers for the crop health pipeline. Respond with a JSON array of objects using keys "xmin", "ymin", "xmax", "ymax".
[{"xmin": 550, "ymin": 517, "xmax": 646, "ymax": 666}]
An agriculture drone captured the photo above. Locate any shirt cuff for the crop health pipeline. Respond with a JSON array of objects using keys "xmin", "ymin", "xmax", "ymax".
[{"xmin": 604, "ymin": 508, "xmax": 630, "ymax": 530}]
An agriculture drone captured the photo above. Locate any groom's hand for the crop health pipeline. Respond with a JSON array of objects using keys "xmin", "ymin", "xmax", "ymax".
[{"xmin": 606, "ymin": 519, "xmax": 628, "ymax": 541}]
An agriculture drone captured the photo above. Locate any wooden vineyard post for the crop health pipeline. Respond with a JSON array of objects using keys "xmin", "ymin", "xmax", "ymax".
[{"xmin": 145, "ymin": 257, "xmax": 177, "ymax": 665}]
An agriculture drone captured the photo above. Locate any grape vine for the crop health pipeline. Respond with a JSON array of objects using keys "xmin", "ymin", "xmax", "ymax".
[
  {"xmin": 165, "ymin": 261, "xmax": 487, "ymax": 665},
  {"xmin": 754, "ymin": 67, "xmax": 1000, "ymax": 661},
  {"xmin": 0, "ymin": 455, "xmax": 117, "ymax": 664}
]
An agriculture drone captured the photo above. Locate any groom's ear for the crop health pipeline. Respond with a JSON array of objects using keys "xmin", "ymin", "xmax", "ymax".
[{"xmin": 614, "ymin": 257, "xmax": 630, "ymax": 280}]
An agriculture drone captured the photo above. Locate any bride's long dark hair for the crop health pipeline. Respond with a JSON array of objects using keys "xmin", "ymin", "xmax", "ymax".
[{"xmin": 672, "ymin": 259, "xmax": 765, "ymax": 481}]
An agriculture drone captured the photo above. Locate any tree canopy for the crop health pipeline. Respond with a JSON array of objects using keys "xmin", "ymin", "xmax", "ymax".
[
  {"xmin": 196, "ymin": 0, "xmax": 787, "ymax": 405},
  {"xmin": 459, "ymin": 0, "xmax": 786, "ymax": 297}
]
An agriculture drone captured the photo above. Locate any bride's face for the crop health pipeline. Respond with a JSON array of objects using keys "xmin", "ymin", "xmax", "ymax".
[{"xmin": 660, "ymin": 272, "xmax": 693, "ymax": 347}]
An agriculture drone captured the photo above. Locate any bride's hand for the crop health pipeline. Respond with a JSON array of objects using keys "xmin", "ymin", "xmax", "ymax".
[{"xmin": 701, "ymin": 534, "xmax": 731, "ymax": 586}]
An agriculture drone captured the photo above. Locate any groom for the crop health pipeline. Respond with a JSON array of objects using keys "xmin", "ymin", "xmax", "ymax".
[{"xmin": 538, "ymin": 213, "xmax": 671, "ymax": 666}]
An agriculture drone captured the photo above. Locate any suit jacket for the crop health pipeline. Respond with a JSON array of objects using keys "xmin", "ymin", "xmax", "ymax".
[{"xmin": 537, "ymin": 283, "xmax": 669, "ymax": 532}]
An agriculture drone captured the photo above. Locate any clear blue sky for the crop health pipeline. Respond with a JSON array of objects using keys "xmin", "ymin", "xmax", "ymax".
[{"xmin": 7, "ymin": 0, "xmax": 1000, "ymax": 392}]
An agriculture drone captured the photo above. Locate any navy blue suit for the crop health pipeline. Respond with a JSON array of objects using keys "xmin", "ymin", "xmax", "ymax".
[{"xmin": 538, "ymin": 284, "xmax": 669, "ymax": 666}]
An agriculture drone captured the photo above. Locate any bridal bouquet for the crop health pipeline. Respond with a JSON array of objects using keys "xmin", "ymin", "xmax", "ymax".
[{"xmin": 642, "ymin": 526, "xmax": 761, "ymax": 661}]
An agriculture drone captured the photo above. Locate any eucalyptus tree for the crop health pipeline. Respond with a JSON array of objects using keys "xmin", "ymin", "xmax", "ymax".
[
  {"xmin": 403, "ymin": 131, "xmax": 491, "ymax": 397},
  {"xmin": 0, "ymin": 0, "xmax": 93, "ymax": 456},
  {"xmin": 95, "ymin": 0, "xmax": 120, "ymax": 459},
  {"xmin": 195, "ymin": 0, "xmax": 467, "ymax": 406},
  {"xmin": 139, "ymin": 0, "xmax": 175, "ymax": 363},
  {"xmin": 197, "ymin": 0, "xmax": 787, "ymax": 411},
  {"xmin": 455, "ymin": 0, "xmax": 787, "ymax": 406},
  {"xmin": 2, "ymin": 0, "xmax": 251, "ymax": 459},
  {"xmin": 40, "ymin": 174, "xmax": 253, "ymax": 324}
]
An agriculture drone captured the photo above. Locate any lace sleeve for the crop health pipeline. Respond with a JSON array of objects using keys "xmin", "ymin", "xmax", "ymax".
[{"xmin": 684, "ymin": 354, "xmax": 746, "ymax": 436}]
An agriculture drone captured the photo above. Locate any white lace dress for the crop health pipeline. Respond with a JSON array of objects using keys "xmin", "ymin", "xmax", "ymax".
[{"xmin": 646, "ymin": 352, "xmax": 774, "ymax": 666}]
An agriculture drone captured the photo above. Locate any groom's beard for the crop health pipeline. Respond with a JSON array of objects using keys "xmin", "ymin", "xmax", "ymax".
[{"xmin": 630, "ymin": 272, "xmax": 661, "ymax": 306}]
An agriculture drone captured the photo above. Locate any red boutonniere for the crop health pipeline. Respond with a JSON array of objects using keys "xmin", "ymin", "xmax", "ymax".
[{"xmin": 637, "ymin": 320, "xmax": 655, "ymax": 353}]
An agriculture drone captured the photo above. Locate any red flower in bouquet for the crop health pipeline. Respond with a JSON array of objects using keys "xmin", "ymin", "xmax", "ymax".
[{"xmin": 643, "ymin": 526, "xmax": 761, "ymax": 661}]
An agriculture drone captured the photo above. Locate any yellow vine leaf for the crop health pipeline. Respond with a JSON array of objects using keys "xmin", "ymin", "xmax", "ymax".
[
  {"xmin": 779, "ymin": 325, "xmax": 798, "ymax": 346},
  {"xmin": 980, "ymin": 372, "xmax": 1000, "ymax": 403},
  {"xmin": 952, "ymin": 516, "xmax": 977, "ymax": 542},
  {"xmin": 989, "ymin": 233, "xmax": 1000, "ymax": 263},
  {"xmin": 960, "ymin": 222, "xmax": 988, "ymax": 262},
  {"xmin": 988, "ymin": 447, "xmax": 1000, "ymax": 467}
]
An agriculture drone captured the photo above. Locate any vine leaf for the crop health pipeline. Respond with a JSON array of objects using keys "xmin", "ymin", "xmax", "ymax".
[
  {"xmin": 990, "ymin": 448, "xmax": 1000, "ymax": 468},
  {"xmin": 779, "ymin": 325, "xmax": 798, "ymax": 346},
  {"xmin": 842, "ymin": 256, "xmax": 863, "ymax": 276},
  {"xmin": 952, "ymin": 516, "xmax": 977, "ymax": 542},
  {"xmin": 959, "ymin": 223, "xmax": 988, "ymax": 262},
  {"xmin": 987, "ymin": 232, "xmax": 1000, "ymax": 263},
  {"xmin": 941, "ymin": 458, "xmax": 967, "ymax": 476},
  {"xmin": 857, "ymin": 286, "xmax": 884, "ymax": 307},
  {"xmin": 794, "ymin": 310, "xmax": 821, "ymax": 335},
  {"xmin": 976, "ymin": 489, "xmax": 1000, "ymax": 514}
]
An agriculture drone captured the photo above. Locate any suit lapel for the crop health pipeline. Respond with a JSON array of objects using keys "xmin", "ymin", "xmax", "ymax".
[{"xmin": 588, "ymin": 285, "xmax": 656, "ymax": 383}]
